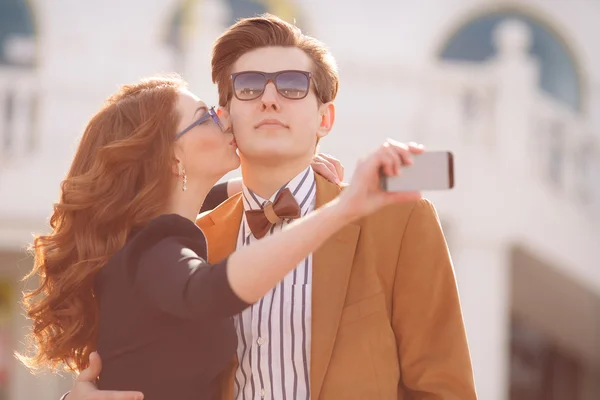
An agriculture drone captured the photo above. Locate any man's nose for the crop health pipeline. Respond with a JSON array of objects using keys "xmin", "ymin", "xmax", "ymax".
[{"xmin": 260, "ymin": 81, "xmax": 281, "ymax": 111}]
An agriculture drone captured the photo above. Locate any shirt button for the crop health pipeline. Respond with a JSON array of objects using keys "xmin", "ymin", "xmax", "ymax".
[
  {"xmin": 257, "ymin": 337, "xmax": 265, "ymax": 346},
  {"xmin": 261, "ymin": 388, "xmax": 266, "ymax": 398}
]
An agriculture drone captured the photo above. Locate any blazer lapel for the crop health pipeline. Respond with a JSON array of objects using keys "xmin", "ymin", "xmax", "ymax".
[
  {"xmin": 310, "ymin": 175, "xmax": 361, "ymax": 399},
  {"xmin": 196, "ymin": 196, "xmax": 243, "ymax": 400},
  {"xmin": 196, "ymin": 194, "xmax": 243, "ymax": 264}
]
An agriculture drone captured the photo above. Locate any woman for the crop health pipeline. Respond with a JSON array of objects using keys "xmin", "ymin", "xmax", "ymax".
[{"xmin": 21, "ymin": 76, "xmax": 418, "ymax": 400}]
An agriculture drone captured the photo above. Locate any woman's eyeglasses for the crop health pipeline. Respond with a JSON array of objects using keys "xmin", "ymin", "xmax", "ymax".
[{"xmin": 175, "ymin": 107, "xmax": 225, "ymax": 140}]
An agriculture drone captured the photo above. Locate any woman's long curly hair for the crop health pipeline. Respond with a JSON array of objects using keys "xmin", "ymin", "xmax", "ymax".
[{"xmin": 19, "ymin": 75, "xmax": 186, "ymax": 373}]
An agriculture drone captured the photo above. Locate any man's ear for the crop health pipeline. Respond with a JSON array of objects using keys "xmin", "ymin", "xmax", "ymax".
[
  {"xmin": 316, "ymin": 102, "xmax": 335, "ymax": 139},
  {"xmin": 217, "ymin": 107, "xmax": 233, "ymax": 133},
  {"xmin": 217, "ymin": 107, "xmax": 230, "ymax": 119}
]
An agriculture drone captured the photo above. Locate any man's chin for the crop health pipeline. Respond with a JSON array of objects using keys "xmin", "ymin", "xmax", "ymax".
[{"xmin": 240, "ymin": 149, "xmax": 305, "ymax": 165}]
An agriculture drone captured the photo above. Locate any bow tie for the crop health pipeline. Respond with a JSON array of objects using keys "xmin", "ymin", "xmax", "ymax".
[{"xmin": 245, "ymin": 188, "xmax": 301, "ymax": 239}]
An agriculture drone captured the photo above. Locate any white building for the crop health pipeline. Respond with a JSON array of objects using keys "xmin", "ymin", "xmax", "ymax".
[{"xmin": 0, "ymin": 0, "xmax": 598, "ymax": 399}]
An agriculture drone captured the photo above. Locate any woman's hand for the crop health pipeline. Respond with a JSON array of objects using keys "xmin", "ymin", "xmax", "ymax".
[{"xmin": 311, "ymin": 153, "xmax": 344, "ymax": 184}]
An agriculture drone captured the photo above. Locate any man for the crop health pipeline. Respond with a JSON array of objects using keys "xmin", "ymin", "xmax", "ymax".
[{"xmin": 68, "ymin": 14, "xmax": 476, "ymax": 400}]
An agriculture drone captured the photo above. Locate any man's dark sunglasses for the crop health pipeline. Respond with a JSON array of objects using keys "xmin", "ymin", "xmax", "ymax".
[
  {"xmin": 175, "ymin": 107, "xmax": 224, "ymax": 140},
  {"xmin": 231, "ymin": 70, "xmax": 313, "ymax": 101}
]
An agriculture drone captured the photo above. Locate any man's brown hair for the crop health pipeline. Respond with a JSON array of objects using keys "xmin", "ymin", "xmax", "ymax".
[{"xmin": 212, "ymin": 14, "xmax": 339, "ymax": 107}]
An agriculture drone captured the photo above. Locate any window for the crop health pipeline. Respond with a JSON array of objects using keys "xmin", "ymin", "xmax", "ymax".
[
  {"xmin": 165, "ymin": 0, "xmax": 302, "ymax": 57},
  {"xmin": 0, "ymin": 0, "xmax": 37, "ymax": 162},
  {"xmin": 0, "ymin": 0, "xmax": 36, "ymax": 68},
  {"xmin": 439, "ymin": 11, "xmax": 581, "ymax": 112},
  {"xmin": 226, "ymin": 0, "xmax": 268, "ymax": 26}
]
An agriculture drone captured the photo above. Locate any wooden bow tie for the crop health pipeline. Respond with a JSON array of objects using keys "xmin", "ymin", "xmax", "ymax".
[{"xmin": 245, "ymin": 188, "xmax": 301, "ymax": 239}]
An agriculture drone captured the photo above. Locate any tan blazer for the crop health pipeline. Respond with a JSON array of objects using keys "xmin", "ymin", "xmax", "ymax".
[{"xmin": 196, "ymin": 174, "xmax": 477, "ymax": 400}]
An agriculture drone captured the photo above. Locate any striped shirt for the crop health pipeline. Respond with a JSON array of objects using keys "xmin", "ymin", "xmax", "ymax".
[{"xmin": 234, "ymin": 166, "xmax": 316, "ymax": 400}]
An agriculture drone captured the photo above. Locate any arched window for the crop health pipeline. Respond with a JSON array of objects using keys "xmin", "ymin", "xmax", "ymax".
[
  {"xmin": 0, "ymin": 0, "xmax": 36, "ymax": 67},
  {"xmin": 439, "ymin": 11, "xmax": 581, "ymax": 112},
  {"xmin": 0, "ymin": 0, "xmax": 37, "ymax": 162},
  {"xmin": 165, "ymin": 0, "xmax": 301, "ymax": 57},
  {"xmin": 226, "ymin": 0, "xmax": 268, "ymax": 25}
]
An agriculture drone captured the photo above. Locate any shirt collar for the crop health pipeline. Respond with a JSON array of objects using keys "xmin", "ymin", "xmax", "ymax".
[{"xmin": 241, "ymin": 166, "xmax": 316, "ymax": 215}]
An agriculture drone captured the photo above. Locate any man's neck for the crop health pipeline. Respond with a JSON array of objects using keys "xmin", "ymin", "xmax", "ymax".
[{"xmin": 241, "ymin": 156, "xmax": 312, "ymax": 200}]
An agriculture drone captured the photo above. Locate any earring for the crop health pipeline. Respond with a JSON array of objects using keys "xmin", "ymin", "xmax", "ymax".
[{"xmin": 178, "ymin": 164, "xmax": 187, "ymax": 192}]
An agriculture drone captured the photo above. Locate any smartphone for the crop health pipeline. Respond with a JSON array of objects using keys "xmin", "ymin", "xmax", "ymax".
[{"xmin": 380, "ymin": 151, "xmax": 454, "ymax": 191}]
